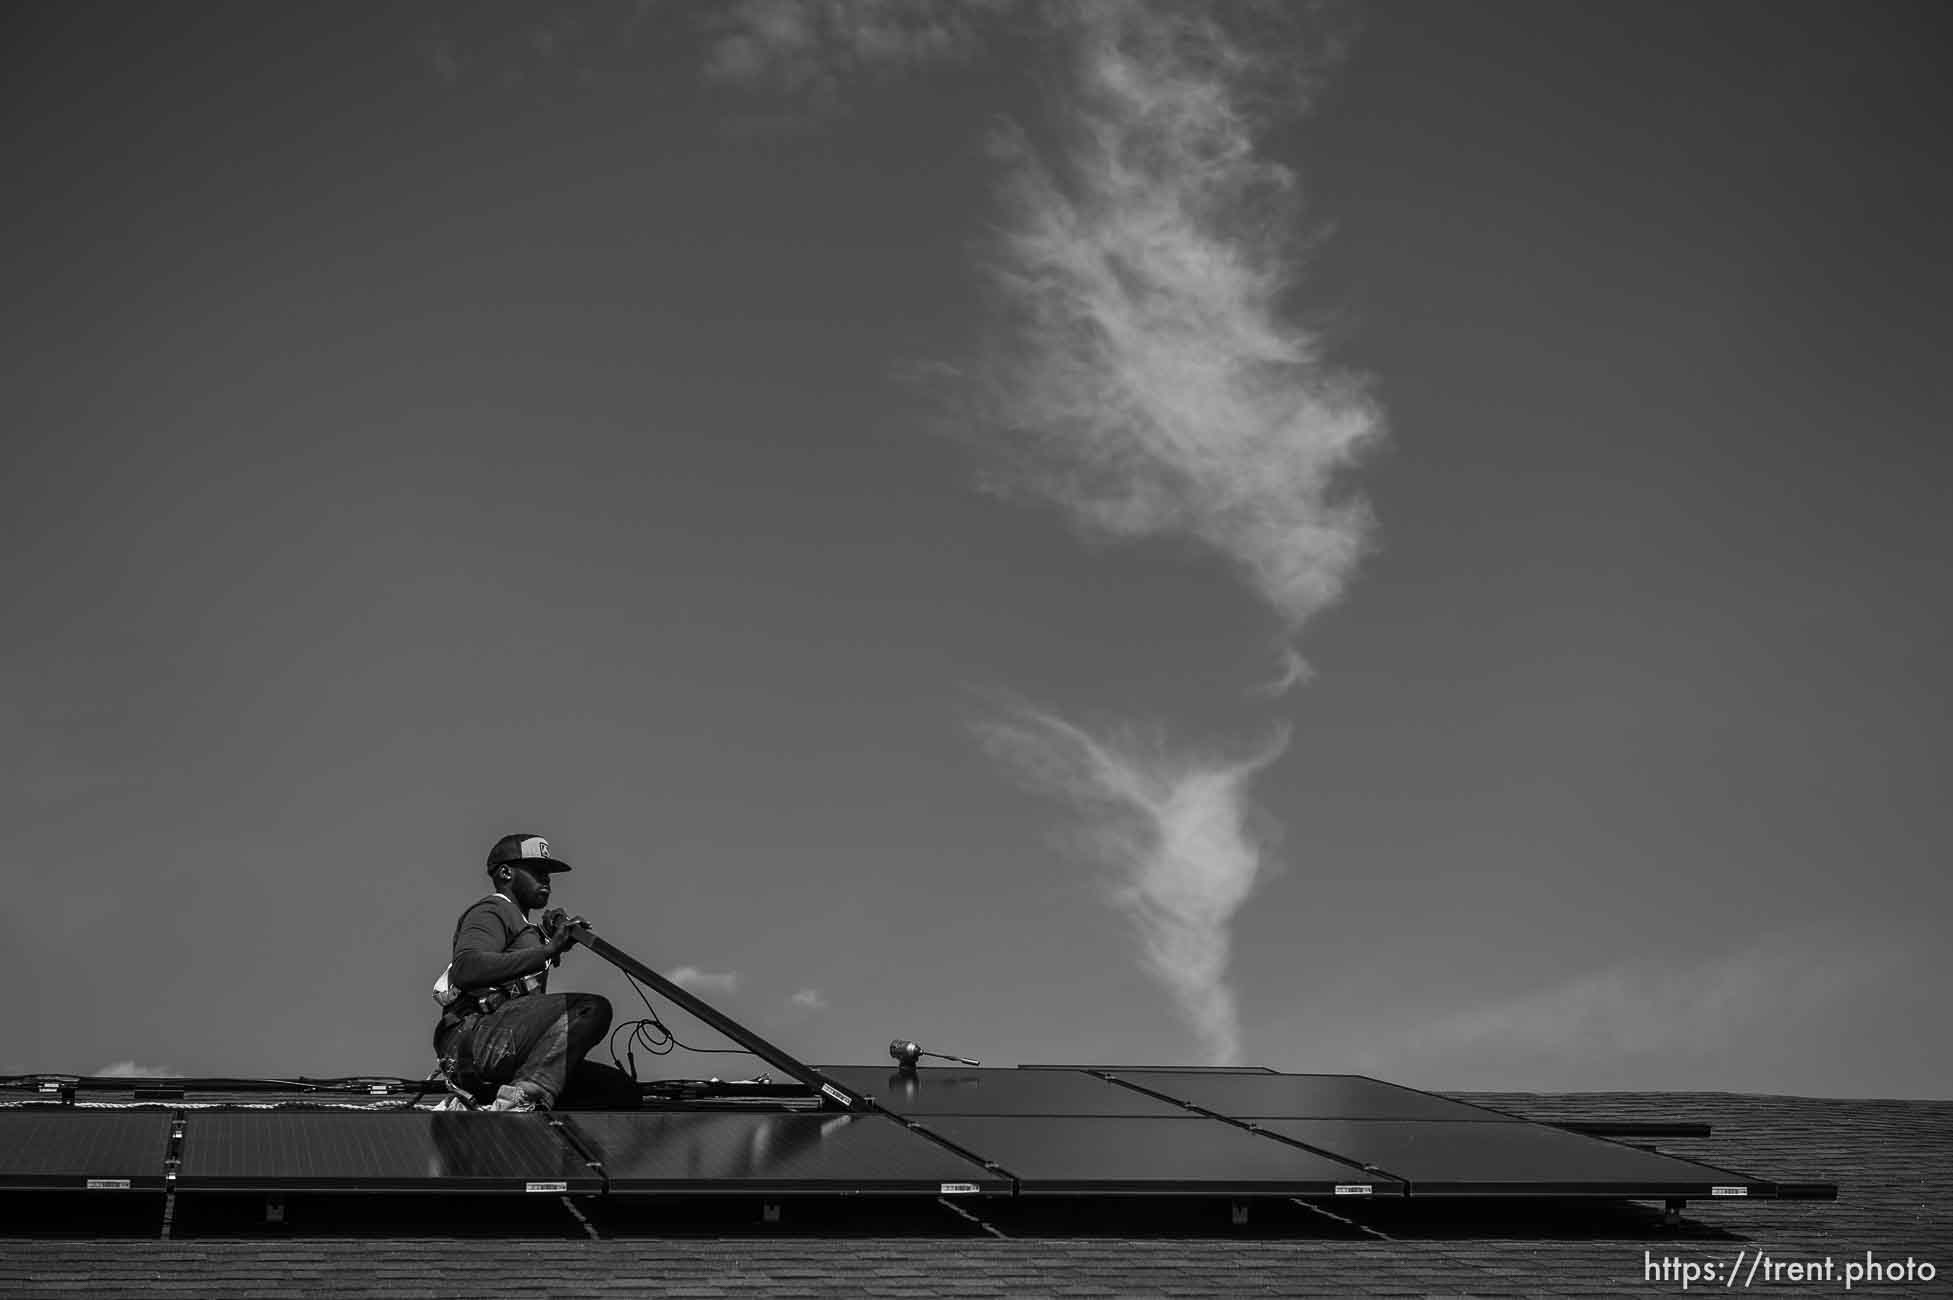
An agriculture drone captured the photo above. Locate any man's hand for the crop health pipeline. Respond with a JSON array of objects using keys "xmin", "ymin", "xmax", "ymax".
[{"xmin": 543, "ymin": 913, "xmax": 587, "ymax": 957}]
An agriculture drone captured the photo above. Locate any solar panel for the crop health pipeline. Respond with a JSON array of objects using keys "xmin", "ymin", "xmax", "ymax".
[
  {"xmin": 814, "ymin": 1066, "xmax": 1182, "ymax": 1116},
  {"xmin": 908, "ymin": 1115, "xmax": 1404, "ymax": 1196},
  {"xmin": 567, "ymin": 1112, "xmax": 1010, "ymax": 1194},
  {"xmin": 0, "ymin": 1111, "xmax": 172, "ymax": 1191},
  {"xmin": 1104, "ymin": 1071, "xmax": 1522, "ymax": 1122},
  {"xmin": 1255, "ymin": 1119, "xmax": 1774, "ymax": 1197},
  {"xmin": 174, "ymin": 1112, "xmax": 600, "ymax": 1193}
]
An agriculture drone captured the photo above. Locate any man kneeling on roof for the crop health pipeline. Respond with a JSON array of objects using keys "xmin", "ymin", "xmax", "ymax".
[{"xmin": 433, "ymin": 834, "xmax": 638, "ymax": 1111}]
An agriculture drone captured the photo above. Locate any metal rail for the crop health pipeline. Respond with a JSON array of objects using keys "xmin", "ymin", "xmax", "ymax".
[{"xmin": 564, "ymin": 922, "xmax": 867, "ymax": 1111}]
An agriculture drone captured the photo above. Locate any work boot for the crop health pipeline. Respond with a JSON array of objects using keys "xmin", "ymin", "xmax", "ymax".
[{"xmin": 486, "ymin": 1082, "xmax": 543, "ymax": 1112}]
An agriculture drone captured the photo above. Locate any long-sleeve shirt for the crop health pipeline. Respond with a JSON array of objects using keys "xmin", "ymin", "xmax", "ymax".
[{"xmin": 448, "ymin": 894, "xmax": 552, "ymax": 993}]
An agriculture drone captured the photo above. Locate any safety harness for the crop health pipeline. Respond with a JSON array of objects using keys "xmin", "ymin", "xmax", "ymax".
[
  {"xmin": 432, "ymin": 895, "xmax": 547, "ymax": 1034},
  {"xmin": 430, "ymin": 895, "xmax": 555, "ymax": 1106}
]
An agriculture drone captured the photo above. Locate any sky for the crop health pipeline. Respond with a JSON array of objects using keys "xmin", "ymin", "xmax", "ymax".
[{"xmin": 6, "ymin": 1, "xmax": 1948, "ymax": 1099}]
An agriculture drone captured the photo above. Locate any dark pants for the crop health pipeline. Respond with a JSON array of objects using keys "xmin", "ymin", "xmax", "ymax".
[{"xmin": 437, "ymin": 992, "xmax": 637, "ymax": 1109}]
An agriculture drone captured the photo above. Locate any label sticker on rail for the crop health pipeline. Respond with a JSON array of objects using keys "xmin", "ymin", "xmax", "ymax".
[
  {"xmin": 525, "ymin": 1181, "xmax": 569, "ymax": 1193},
  {"xmin": 939, "ymin": 1182, "xmax": 980, "ymax": 1195},
  {"xmin": 85, "ymin": 1179, "xmax": 131, "ymax": 1191},
  {"xmin": 1333, "ymin": 1184, "xmax": 1374, "ymax": 1196},
  {"xmin": 820, "ymin": 1083, "xmax": 853, "ymax": 1106},
  {"xmin": 1711, "ymin": 1185, "xmax": 1749, "ymax": 1197}
]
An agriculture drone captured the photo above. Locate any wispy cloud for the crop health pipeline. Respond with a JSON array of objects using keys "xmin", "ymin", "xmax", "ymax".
[
  {"xmin": 788, "ymin": 987, "xmax": 828, "ymax": 1010},
  {"xmin": 980, "ymin": 1, "xmax": 1379, "ymax": 643},
  {"xmin": 665, "ymin": 966, "xmax": 740, "ymax": 995},
  {"xmin": 695, "ymin": 1, "xmax": 1371, "ymax": 1068},
  {"xmin": 1251, "ymin": 644, "xmax": 1311, "ymax": 698},
  {"xmin": 700, "ymin": 0, "xmax": 1010, "ymax": 108},
  {"xmin": 979, "ymin": 706, "xmax": 1286, "ymax": 1065},
  {"xmin": 95, "ymin": 1060, "xmax": 181, "ymax": 1078},
  {"xmin": 961, "ymin": 3, "xmax": 1364, "ymax": 1065}
]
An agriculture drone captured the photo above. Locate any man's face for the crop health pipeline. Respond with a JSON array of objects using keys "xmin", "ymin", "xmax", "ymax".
[{"xmin": 500, "ymin": 863, "xmax": 554, "ymax": 911}]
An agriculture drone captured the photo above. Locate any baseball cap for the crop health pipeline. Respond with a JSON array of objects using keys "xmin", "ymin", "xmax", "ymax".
[{"xmin": 485, "ymin": 833, "xmax": 573, "ymax": 874}]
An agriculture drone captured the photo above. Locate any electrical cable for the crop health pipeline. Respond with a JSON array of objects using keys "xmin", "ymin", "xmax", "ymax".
[
  {"xmin": 607, "ymin": 969, "xmax": 755, "ymax": 1081},
  {"xmin": 0, "ymin": 1075, "xmax": 419, "ymax": 1094}
]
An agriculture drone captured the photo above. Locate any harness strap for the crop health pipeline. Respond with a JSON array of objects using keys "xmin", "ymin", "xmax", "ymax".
[
  {"xmin": 441, "ymin": 971, "xmax": 545, "ymax": 1033},
  {"xmin": 433, "ymin": 894, "xmax": 547, "ymax": 1043}
]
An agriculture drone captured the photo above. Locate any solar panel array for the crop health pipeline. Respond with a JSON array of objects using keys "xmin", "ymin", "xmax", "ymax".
[
  {"xmin": 566, "ymin": 1112, "xmax": 1010, "ymax": 1195},
  {"xmin": 1105, "ymin": 1069, "xmax": 1526, "ymax": 1122},
  {"xmin": 1094, "ymin": 1069, "xmax": 1769, "ymax": 1197},
  {"xmin": 0, "ymin": 1111, "xmax": 174, "ymax": 1191},
  {"xmin": 814, "ymin": 1067, "xmax": 1771, "ymax": 1200},
  {"xmin": 0, "ymin": 1068, "xmax": 1782, "ymax": 1203},
  {"xmin": 175, "ymin": 1113, "xmax": 601, "ymax": 1193}
]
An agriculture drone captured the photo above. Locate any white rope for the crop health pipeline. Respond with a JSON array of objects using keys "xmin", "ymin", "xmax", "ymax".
[{"xmin": 0, "ymin": 1098, "xmax": 440, "ymax": 1112}]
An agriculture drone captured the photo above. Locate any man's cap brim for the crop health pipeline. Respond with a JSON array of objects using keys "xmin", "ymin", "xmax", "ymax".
[{"xmin": 506, "ymin": 856, "xmax": 571, "ymax": 873}]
